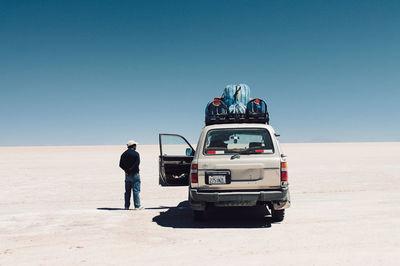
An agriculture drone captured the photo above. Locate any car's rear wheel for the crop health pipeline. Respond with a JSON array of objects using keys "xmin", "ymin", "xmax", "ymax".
[{"xmin": 271, "ymin": 209, "xmax": 285, "ymax": 222}]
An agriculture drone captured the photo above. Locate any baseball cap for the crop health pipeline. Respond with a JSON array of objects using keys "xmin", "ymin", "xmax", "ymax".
[{"xmin": 127, "ymin": 140, "xmax": 138, "ymax": 147}]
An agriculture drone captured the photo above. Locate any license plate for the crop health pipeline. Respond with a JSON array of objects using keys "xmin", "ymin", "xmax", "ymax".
[{"xmin": 208, "ymin": 175, "xmax": 226, "ymax": 185}]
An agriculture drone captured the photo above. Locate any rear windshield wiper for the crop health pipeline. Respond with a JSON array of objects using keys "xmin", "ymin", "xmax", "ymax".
[{"xmin": 238, "ymin": 150, "xmax": 254, "ymax": 154}]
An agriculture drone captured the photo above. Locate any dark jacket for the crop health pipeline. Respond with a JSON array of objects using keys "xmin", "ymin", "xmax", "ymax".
[{"xmin": 119, "ymin": 148, "xmax": 140, "ymax": 176}]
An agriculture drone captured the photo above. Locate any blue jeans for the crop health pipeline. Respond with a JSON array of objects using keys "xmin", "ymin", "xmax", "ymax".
[{"xmin": 125, "ymin": 173, "xmax": 141, "ymax": 208}]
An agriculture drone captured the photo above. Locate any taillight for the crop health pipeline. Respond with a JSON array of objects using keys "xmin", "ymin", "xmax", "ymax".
[
  {"xmin": 281, "ymin": 162, "xmax": 288, "ymax": 181},
  {"xmin": 206, "ymin": 150, "xmax": 224, "ymax": 155},
  {"xmin": 191, "ymin": 164, "xmax": 198, "ymax": 183}
]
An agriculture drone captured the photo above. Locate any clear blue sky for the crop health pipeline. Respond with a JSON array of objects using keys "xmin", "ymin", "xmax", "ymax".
[{"xmin": 1, "ymin": 0, "xmax": 399, "ymax": 146}]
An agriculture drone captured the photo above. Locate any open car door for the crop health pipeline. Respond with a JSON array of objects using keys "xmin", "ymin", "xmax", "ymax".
[{"xmin": 159, "ymin": 134, "xmax": 195, "ymax": 186}]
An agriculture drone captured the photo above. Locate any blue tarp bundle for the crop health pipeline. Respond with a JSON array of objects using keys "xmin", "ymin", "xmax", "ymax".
[
  {"xmin": 228, "ymin": 102, "xmax": 246, "ymax": 114},
  {"xmin": 222, "ymin": 84, "xmax": 251, "ymax": 112}
]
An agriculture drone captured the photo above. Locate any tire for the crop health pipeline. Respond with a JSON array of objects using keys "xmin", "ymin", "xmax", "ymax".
[
  {"xmin": 271, "ymin": 209, "xmax": 285, "ymax": 222},
  {"xmin": 193, "ymin": 210, "xmax": 205, "ymax": 221}
]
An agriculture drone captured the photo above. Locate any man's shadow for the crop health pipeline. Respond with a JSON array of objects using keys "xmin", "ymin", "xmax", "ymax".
[
  {"xmin": 97, "ymin": 207, "xmax": 127, "ymax": 211},
  {"xmin": 152, "ymin": 201, "xmax": 274, "ymax": 229}
]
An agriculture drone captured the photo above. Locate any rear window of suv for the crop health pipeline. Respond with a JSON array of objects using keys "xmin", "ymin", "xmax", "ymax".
[{"xmin": 203, "ymin": 128, "xmax": 274, "ymax": 155}]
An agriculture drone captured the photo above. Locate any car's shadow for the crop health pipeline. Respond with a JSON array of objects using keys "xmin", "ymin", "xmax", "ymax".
[
  {"xmin": 152, "ymin": 201, "xmax": 275, "ymax": 228},
  {"xmin": 97, "ymin": 207, "xmax": 172, "ymax": 211}
]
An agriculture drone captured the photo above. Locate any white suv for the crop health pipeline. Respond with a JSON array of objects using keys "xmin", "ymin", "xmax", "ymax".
[{"xmin": 159, "ymin": 123, "xmax": 290, "ymax": 221}]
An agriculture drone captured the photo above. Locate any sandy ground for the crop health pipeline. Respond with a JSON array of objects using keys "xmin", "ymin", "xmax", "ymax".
[{"xmin": 0, "ymin": 143, "xmax": 399, "ymax": 265}]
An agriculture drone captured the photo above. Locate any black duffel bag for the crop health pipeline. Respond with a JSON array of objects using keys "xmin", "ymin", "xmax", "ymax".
[{"xmin": 246, "ymin": 98, "xmax": 269, "ymax": 124}]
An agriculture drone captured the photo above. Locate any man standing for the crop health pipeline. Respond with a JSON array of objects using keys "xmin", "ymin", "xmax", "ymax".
[{"xmin": 119, "ymin": 140, "xmax": 142, "ymax": 210}]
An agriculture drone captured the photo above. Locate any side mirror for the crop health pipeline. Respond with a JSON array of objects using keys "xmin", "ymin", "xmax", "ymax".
[{"xmin": 186, "ymin": 148, "xmax": 194, "ymax": 156}]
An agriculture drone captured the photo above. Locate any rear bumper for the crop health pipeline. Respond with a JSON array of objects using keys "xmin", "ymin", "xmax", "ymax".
[{"xmin": 189, "ymin": 187, "xmax": 289, "ymax": 203}]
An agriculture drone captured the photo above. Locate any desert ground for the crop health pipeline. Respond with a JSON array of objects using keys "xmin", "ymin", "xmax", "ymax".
[{"xmin": 0, "ymin": 143, "xmax": 399, "ymax": 265}]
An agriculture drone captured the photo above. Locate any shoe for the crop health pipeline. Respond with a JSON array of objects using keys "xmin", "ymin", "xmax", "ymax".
[
  {"xmin": 125, "ymin": 207, "xmax": 129, "ymax": 210},
  {"xmin": 134, "ymin": 206, "xmax": 143, "ymax": 210}
]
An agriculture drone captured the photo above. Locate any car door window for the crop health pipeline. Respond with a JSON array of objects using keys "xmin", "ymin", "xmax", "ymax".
[{"xmin": 160, "ymin": 135, "xmax": 193, "ymax": 156}]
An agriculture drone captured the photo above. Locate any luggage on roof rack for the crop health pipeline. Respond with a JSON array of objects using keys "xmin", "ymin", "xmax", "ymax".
[
  {"xmin": 235, "ymin": 83, "xmax": 251, "ymax": 106},
  {"xmin": 222, "ymin": 84, "xmax": 251, "ymax": 108},
  {"xmin": 205, "ymin": 100, "xmax": 228, "ymax": 125},
  {"xmin": 205, "ymin": 98, "xmax": 269, "ymax": 125},
  {"xmin": 205, "ymin": 83, "xmax": 270, "ymax": 125},
  {"xmin": 246, "ymin": 98, "xmax": 269, "ymax": 124},
  {"xmin": 228, "ymin": 102, "xmax": 246, "ymax": 114}
]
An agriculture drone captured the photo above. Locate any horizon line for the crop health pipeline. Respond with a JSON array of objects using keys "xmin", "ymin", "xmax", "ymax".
[{"xmin": 1, "ymin": 140, "xmax": 399, "ymax": 148}]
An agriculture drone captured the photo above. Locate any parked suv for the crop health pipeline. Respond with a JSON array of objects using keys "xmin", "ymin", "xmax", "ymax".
[{"xmin": 159, "ymin": 123, "xmax": 290, "ymax": 221}]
